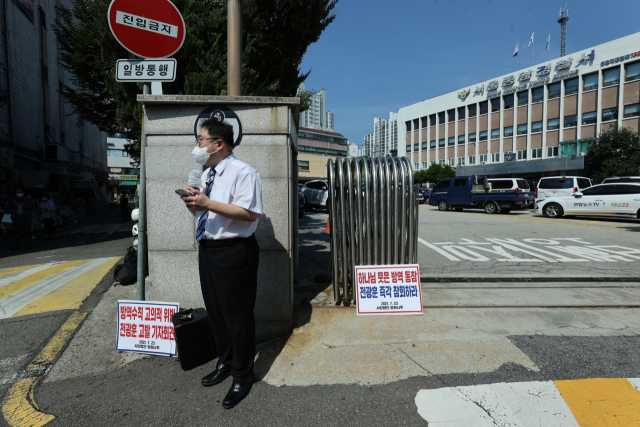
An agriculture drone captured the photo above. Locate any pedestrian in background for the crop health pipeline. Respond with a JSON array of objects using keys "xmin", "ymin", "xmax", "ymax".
[
  {"xmin": 39, "ymin": 193, "xmax": 56, "ymax": 239},
  {"xmin": 5, "ymin": 186, "xmax": 33, "ymax": 250},
  {"xmin": 119, "ymin": 194, "xmax": 130, "ymax": 221}
]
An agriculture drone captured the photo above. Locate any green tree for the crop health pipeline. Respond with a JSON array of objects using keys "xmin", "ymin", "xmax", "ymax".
[
  {"xmin": 414, "ymin": 163, "xmax": 455, "ymax": 186},
  {"xmin": 54, "ymin": 0, "xmax": 337, "ymax": 165},
  {"xmin": 585, "ymin": 126, "xmax": 640, "ymax": 183}
]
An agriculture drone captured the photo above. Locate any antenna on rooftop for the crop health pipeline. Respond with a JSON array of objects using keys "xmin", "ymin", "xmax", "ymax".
[{"xmin": 557, "ymin": 3, "xmax": 569, "ymax": 57}]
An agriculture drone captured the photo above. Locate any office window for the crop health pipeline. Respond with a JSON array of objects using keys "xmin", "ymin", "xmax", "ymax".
[
  {"xmin": 582, "ymin": 111, "xmax": 597, "ymax": 124},
  {"xmin": 491, "ymin": 98, "xmax": 500, "ymax": 112},
  {"xmin": 565, "ymin": 77, "xmax": 579, "ymax": 95},
  {"xmin": 564, "ymin": 114, "xmax": 577, "ymax": 127},
  {"xmin": 406, "ymin": 145, "xmax": 411, "ymax": 152},
  {"xmin": 531, "ymin": 148, "xmax": 542, "ymax": 159},
  {"xmin": 429, "ymin": 114, "xmax": 437, "ymax": 126},
  {"xmin": 414, "ymin": 143, "xmax": 419, "ymax": 151},
  {"xmin": 298, "ymin": 160, "xmax": 309, "ymax": 170},
  {"xmin": 479, "ymin": 130, "xmax": 488, "ymax": 141},
  {"xmin": 624, "ymin": 103, "xmax": 640, "ymax": 118},
  {"xmin": 458, "ymin": 135, "xmax": 465, "ymax": 144},
  {"xmin": 532, "ymin": 87, "xmax": 544, "ymax": 103},
  {"xmin": 415, "ymin": 162, "xmax": 419, "ymax": 170},
  {"xmin": 448, "ymin": 137, "xmax": 455, "ymax": 146},
  {"xmin": 548, "ymin": 117, "xmax": 560, "ymax": 130},
  {"xmin": 439, "ymin": 159, "xmax": 445, "ymax": 166},
  {"xmin": 480, "ymin": 154, "xmax": 487, "ymax": 163},
  {"xmin": 430, "ymin": 140, "xmax": 436, "ymax": 149},
  {"xmin": 457, "ymin": 107, "xmax": 465, "ymax": 120},
  {"xmin": 548, "ymin": 82, "xmax": 561, "ymax": 99},
  {"xmin": 421, "ymin": 116, "xmax": 429, "ymax": 128},
  {"xmin": 517, "ymin": 149, "xmax": 527, "ymax": 160},
  {"xmin": 603, "ymin": 68, "xmax": 620, "ymax": 87},
  {"xmin": 584, "ymin": 73, "xmax": 598, "ymax": 91},
  {"xmin": 602, "ymin": 107, "xmax": 618, "ymax": 122},
  {"xmin": 413, "ymin": 119, "xmax": 419, "ymax": 130},
  {"xmin": 491, "ymin": 128, "xmax": 500, "ymax": 139},
  {"xmin": 517, "ymin": 124, "xmax": 527, "ymax": 135},
  {"xmin": 431, "ymin": 160, "xmax": 436, "ymax": 165},
  {"xmin": 438, "ymin": 111, "xmax": 445, "ymax": 124},
  {"xmin": 626, "ymin": 62, "xmax": 640, "ymax": 81},
  {"xmin": 457, "ymin": 157, "xmax": 465, "ymax": 166},
  {"xmin": 422, "ymin": 161, "xmax": 428, "ymax": 169},
  {"xmin": 422, "ymin": 142, "xmax": 428, "ymax": 150},
  {"xmin": 439, "ymin": 138, "xmax": 445, "ymax": 147},
  {"xmin": 468, "ymin": 155, "xmax": 476, "ymax": 165},
  {"xmin": 547, "ymin": 146, "xmax": 559, "ymax": 157},
  {"xmin": 531, "ymin": 121, "xmax": 543, "ymax": 133},
  {"xmin": 504, "ymin": 126, "xmax": 513, "ymax": 137},
  {"xmin": 448, "ymin": 109, "xmax": 455, "ymax": 122},
  {"xmin": 448, "ymin": 158, "xmax": 455, "ymax": 166},
  {"xmin": 479, "ymin": 101, "xmax": 488, "ymax": 115},
  {"xmin": 518, "ymin": 91, "xmax": 528, "ymax": 106},
  {"xmin": 504, "ymin": 94, "xmax": 514, "ymax": 110},
  {"xmin": 405, "ymin": 121, "xmax": 412, "ymax": 132},
  {"xmin": 469, "ymin": 133, "xmax": 477, "ymax": 142},
  {"xmin": 468, "ymin": 104, "xmax": 477, "ymax": 117},
  {"xmin": 491, "ymin": 153, "xmax": 500, "ymax": 163}
]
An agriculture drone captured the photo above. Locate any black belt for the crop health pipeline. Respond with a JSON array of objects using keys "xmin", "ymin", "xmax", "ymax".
[{"xmin": 198, "ymin": 234, "xmax": 256, "ymax": 248}]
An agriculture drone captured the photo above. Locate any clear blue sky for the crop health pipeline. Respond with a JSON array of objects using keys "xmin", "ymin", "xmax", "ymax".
[{"xmin": 299, "ymin": 0, "xmax": 640, "ymax": 147}]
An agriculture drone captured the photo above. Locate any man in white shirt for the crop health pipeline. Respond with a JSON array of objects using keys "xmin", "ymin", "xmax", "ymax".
[{"xmin": 182, "ymin": 118, "xmax": 262, "ymax": 409}]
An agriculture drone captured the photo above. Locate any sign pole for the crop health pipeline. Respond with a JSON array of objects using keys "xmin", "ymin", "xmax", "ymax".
[
  {"xmin": 137, "ymin": 82, "xmax": 150, "ymax": 301},
  {"xmin": 227, "ymin": 0, "xmax": 242, "ymax": 96}
]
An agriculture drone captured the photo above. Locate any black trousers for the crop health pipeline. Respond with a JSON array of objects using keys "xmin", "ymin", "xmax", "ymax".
[{"xmin": 198, "ymin": 235, "xmax": 259, "ymax": 378}]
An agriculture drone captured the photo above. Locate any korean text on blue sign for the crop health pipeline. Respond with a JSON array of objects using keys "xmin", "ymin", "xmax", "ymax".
[
  {"xmin": 116, "ymin": 300, "xmax": 179, "ymax": 356},
  {"xmin": 355, "ymin": 264, "xmax": 422, "ymax": 315}
]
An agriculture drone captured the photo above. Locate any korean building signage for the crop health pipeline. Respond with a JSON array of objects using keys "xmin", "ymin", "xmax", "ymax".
[
  {"xmin": 579, "ymin": 50, "xmax": 595, "ymax": 63},
  {"xmin": 601, "ymin": 50, "xmax": 640, "ymax": 67}
]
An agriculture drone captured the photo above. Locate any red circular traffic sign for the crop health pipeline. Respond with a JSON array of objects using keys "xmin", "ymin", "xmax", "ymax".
[{"xmin": 108, "ymin": 0, "xmax": 186, "ymax": 58}]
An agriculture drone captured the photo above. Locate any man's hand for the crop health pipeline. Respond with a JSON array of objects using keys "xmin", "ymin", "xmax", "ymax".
[{"xmin": 183, "ymin": 189, "xmax": 211, "ymax": 211}]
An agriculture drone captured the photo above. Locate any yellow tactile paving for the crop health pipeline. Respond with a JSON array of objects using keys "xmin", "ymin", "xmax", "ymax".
[{"xmin": 555, "ymin": 378, "xmax": 640, "ymax": 426}]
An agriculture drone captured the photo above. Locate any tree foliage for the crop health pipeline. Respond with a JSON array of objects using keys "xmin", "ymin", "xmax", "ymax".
[
  {"xmin": 585, "ymin": 126, "xmax": 640, "ymax": 183},
  {"xmin": 414, "ymin": 164, "xmax": 455, "ymax": 185},
  {"xmin": 54, "ymin": 0, "xmax": 337, "ymax": 165}
]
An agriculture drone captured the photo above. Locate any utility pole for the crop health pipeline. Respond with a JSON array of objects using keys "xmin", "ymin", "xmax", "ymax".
[
  {"xmin": 557, "ymin": 3, "xmax": 569, "ymax": 57},
  {"xmin": 227, "ymin": 0, "xmax": 242, "ymax": 96}
]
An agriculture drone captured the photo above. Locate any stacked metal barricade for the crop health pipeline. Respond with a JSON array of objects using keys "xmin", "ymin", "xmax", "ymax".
[{"xmin": 327, "ymin": 156, "xmax": 419, "ymax": 305}]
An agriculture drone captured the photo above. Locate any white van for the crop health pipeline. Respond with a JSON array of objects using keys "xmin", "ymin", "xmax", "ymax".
[
  {"xmin": 487, "ymin": 178, "xmax": 531, "ymax": 193},
  {"xmin": 536, "ymin": 176, "xmax": 592, "ymax": 200}
]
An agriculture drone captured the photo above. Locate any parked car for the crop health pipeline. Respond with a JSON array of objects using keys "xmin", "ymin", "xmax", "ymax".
[
  {"xmin": 298, "ymin": 189, "xmax": 305, "ymax": 219},
  {"xmin": 534, "ymin": 183, "xmax": 640, "ymax": 219},
  {"xmin": 536, "ymin": 176, "xmax": 592, "ymax": 200},
  {"xmin": 418, "ymin": 188, "xmax": 430, "ymax": 204},
  {"xmin": 429, "ymin": 176, "xmax": 534, "ymax": 214},
  {"xmin": 302, "ymin": 179, "xmax": 330, "ymax": 212},
  {"xmin": 298, "ymin": 183, "xmax": 306, "ymax": 191},
  {"xmin": 601, "ymin": 176, "xmax": 640, "ymax": 184},
  {"xmin": 487, "ymin": 178, "xmax": 533, "ymax": 209}
]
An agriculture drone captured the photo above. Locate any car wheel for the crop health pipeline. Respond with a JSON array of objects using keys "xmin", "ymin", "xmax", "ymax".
[
  {"xmin": 543, "ymin": 203, "xmax": 563, "ymax": 218},
  {"xmin": 437, "ymin": 200, "xmax": 449, "ymax": 211},
  {"xmin": 484, "ymin": 202, "xmax": 498, "ymax": 214},
  {"xmin": 454, "ymin": 207, "xmax": 463, "ymax": 212}
]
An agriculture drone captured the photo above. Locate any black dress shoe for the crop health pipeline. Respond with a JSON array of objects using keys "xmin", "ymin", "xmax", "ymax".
[
  {"xmin": 201, "ymin": 363, "xmax": 231, "ymax": 387},
  {"xmin": 222, "ymin": 373, "xmax": 253, "ymax": 409}
]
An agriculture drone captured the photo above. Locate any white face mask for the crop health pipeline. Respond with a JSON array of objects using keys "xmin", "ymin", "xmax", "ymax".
[{"xmin": 191, "ymin": 143, "xmax": 213, "ymax": 165}]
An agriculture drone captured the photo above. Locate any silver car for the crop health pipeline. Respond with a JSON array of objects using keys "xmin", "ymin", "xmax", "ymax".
[{"xmin": 301, "ymin": 180, "xmax": 329, "ymax": 211}]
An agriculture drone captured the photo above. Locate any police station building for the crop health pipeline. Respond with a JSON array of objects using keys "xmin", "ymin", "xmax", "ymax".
[{"xmin": 398, "ymin": 31, "xmax": 640, "ymax": 179}]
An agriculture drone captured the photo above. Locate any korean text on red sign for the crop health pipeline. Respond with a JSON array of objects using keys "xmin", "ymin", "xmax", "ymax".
[
  {"xmin": 355, "ymin": 264, "xmax": 422, "ymax": 315},
  {"xmin": 116, "ymin": 300, "xmax": 179, "ymax": 356}
]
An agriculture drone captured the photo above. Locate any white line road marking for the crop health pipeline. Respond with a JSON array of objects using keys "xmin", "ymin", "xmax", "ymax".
[
  {"xmin": 0, "ymin": 355, "xmax": 29, "ymax": 385},
  {"xmin": 0, "ymin": 258, "xmax": 116, "ymax": 319},
  {"xmin": 628, "ymin": 378, "xmax": 640, "ymax": 393},
  {"xmin": 418, "ymin": 238, "xmax": 460, "ymax": 261},
  {"xmin": 0, "ymin": 263, "xmax": 61, "ymax": 290},
  {"xmin": 415, "ymin": 381, "xmax": 580, "ymax": 427}
]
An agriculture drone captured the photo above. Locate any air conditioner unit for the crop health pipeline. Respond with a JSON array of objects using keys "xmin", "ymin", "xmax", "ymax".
[
  {"xmin": 480, "ymin": 161, "xmax": 486, "ymax": 165},
  {"xmin": 0, "ymin": 148, "xmax": 14, "ymax": 168},
  {"xmin": 578, "ymin": 152, "xmax": 586, "ymax": 156},
  {"xmin": 44, "ymin": 144, "xmax": 69, "ymax": 162},
  {"xmin": 10, "ymin": 170, "xmax": 19, "ymax": 182}
]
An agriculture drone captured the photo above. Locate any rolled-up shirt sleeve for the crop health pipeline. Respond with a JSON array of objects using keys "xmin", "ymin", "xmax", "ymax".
[{"xmin": 232, "ymin": 169, "xmax": 263, "ymax": 216}]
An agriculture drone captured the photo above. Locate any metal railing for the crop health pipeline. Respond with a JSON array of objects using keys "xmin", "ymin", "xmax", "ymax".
[{"xmin": 327, "ymin": 156, "xmax": 419, "ymax": 306}]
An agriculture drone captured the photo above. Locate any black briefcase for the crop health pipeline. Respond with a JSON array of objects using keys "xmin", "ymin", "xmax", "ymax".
[{"xmin": 171, "ymin": 308, "xmax": 217, "ymax": 371}]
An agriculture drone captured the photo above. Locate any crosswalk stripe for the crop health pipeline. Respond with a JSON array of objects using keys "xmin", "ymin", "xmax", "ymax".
[
  {"xmin": 12, "ymin": 257, "xmax": 120, "ymax": 317},
  {"xmin": 0, "ymin": 261, "xmax": 83, "ymax": 300},
  {"xmin": 555, "ymin": 378, "xmax": 640, "ymax": 426},
  {"xmin": 0, "ymin": 259, "xmax": 96, "ymax": 319},
  {"xmin": 0, "ymin": 265, "xmax": 58, "ymax": 289},
  {"xmin": 0, "ymin": 265, "xmax": 39, "ymax": 278},
  {"xmin": 629, "ymin": 378, "xmax": 640, "ymax": 393}
]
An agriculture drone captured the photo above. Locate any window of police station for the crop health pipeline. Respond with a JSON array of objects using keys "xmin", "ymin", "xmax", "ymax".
[
  {"xmin": 626, "ymin": 62, "xmax": 640, "ymax": 81},
  {"xmin": 603, "ymin": 67, "xmax": 620, "ymax": 87},
  {"xmin": 518, "ymin": 91, "xmax": 528, "ymax": 106}
]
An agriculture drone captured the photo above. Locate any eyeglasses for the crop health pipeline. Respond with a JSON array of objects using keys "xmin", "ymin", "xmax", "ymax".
[{"xmin": 195, "ymin": 136, "xmax": 220, "ymax": 146}]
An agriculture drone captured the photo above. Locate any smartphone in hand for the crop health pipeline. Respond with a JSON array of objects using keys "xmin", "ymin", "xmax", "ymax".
[{"xmin": 175, "ymin": 189, "xmax": 191, "ymax": 198}]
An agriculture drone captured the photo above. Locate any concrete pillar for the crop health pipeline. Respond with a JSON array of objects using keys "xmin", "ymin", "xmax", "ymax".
[{"xmin": 138, "ymin": 94, "xmax": 300, "ymax": 342}]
